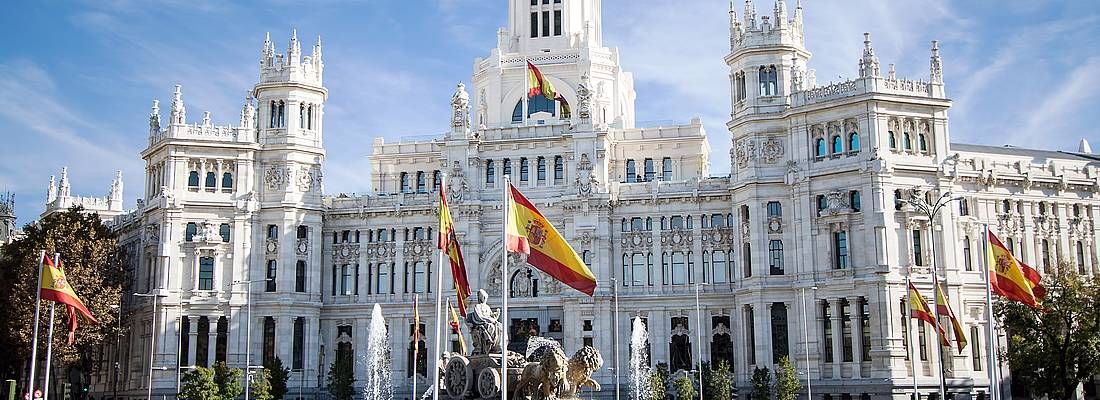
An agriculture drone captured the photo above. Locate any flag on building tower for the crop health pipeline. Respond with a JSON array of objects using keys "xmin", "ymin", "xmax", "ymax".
[
  {"xmin": 39, "ymin": 254, "xmax": 98, "ymax": 345},
  {"xmin": 526, "ymin": 61, "xmax": 571, "ymax": 119},
  {"xmin": 934, "ymin": 281, "xmax": 967, "ymax": 353},
  {"xmin": 438, "ymin": 182, "xmax": 471, "ymax": 315},
  {"xmin": 987, "ymin": 231, "xmax": 1046, "ymax": 308},
  {"xmin": 907, "ymin": 282, "xmax": 949, "ymax": 347},
  {"xmin": 505, "ymin": 184, "xmax": 597, "ymax": 295}
]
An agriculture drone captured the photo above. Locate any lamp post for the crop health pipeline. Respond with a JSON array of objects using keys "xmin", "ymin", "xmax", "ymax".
[
  {"xmin": 231, "ymin": 278, "xmax": 271, "ymax": 400},
  {"xmin": 133, "ymin": 292, "xmax": 166, "ymax": 400},
  {"xmin": 110, "ymin": 303, "xmax": 122, "ymax": 400},
  {"xmin": 610, "ymin": 277, "xmax": 620, "ymax": 400},
  {"xmin": 694, "ymin": 283, "xmax": 707, "ymax": 400},
  {"xmin": 800, "ymin": 286, "xmax": 818, "ymax": 400},
  {"xmin": 907, "ymin": 187, "xmax": 963, "ymax": 400}
]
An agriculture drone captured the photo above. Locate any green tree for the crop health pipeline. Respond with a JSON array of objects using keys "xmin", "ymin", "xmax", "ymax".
[
  {"xmin": 672, "ymin": 375, "xmax": 696, "ymax": 400},
  {"xmin": 264, "ymin": 356, "xmax": 290, "ymax": 400},
  {"xmin": 646, "ymin": 363, "xmax": 670, "ymax": 400},
  {"xmin": 996, "ymin": 264, "xmax": 1100, "ymax": 400},
  {"xmin": 750, "ymin": 366, "xmax": 771, "ymax": 400},
  {"xmin": 180, "ymin": 367, "xmax": 221, "ymax": 400},
  {"xmin": 703, "ymin": 360, "xmax": 734, "ymax": 400},
  {"xmin": 327, "ymin": 353, "xmax": 355, "ymax": 400},
  {"xmin": 250, "ymin": 368, "xmax": 274, "ymax": 400},
  {"xmin": 213, "ymin": 361, "xmax": 243, "ymax": 400},
  {"xmin": 0, "ymin": 207, "xmax": 127, "ymax": 377},
  {"xmin": 774, "ymin": 357, "xmax": 801, "ymax": 400}
]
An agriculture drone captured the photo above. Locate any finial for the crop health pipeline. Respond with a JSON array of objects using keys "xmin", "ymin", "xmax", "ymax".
[
  {"xmin": 860, "ymin": 32, "xmax": 880, "ymax": 78},
  {"xmin": 888, "ymin": 64, "xmax": 896, "ymax": 79},
  {"xmin": 291, "ymin": 29, "xmax": 298, "ymax": 41},
  {"xmin": 1080, "ymin": 138, "xmax": 1093, "ymax": 154},
  {"xmin": 47, "ymin": 175, "xmax": 56, "ymax": 203},
  {"xmin": 930, "ymin": 40, "xmax": 943, "ymax": 84}
]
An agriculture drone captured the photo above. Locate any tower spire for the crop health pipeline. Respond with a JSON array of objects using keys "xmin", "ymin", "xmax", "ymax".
[
  {"xmin": 149, "ymin": 99, "xmax": 161, "ymax": 136},
  {"xmin": 109, "ymin": 171, "xmax": 123, "ymax": 202},
  {"xmin": 859, "ymin": 32, "xmax": 880, "ymax": 78},
  {"xmin": 729, "ymin": 1, "xmax": 741, "ymax": 49},
  {"xmin": 58, "ymin": 167, "xmax": 70, "ymax": 198},
  {"xmin": 313, "ymin": 35, "xmax": 323, "ymax": 61},
  {"xmin": 240, "ymin": 93, "xmax": 255, "ymax": 128},
  {"xmin": 47, "ymin": 175, "xmax": 56, "ymax": 203},
  {"xmin": 744, "ymin": 0, "xmax": 757, "ymax": 29},
  {"xmin": 170, "ymin": 84, "xmax": 186, "ymax": 124},
  {"xmin": 774, "ymin": 0, "xmax": 787, "ymax": 29},
  {"xmin": 930, "ymin": 40, "xmax": 943, "ymax": 83},
  {"xmin": 288, "ymin": 29, "xmax": 301, "ymax": 65}
]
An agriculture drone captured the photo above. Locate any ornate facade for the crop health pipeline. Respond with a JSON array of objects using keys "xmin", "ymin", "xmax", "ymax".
[{"xmin": 66, "ymin": 1, "xmax": 1100, "ymax": 400}]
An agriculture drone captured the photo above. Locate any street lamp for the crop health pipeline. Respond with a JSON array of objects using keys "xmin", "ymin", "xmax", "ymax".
[
  {"xmin": 133, "ymin": 292, "xmax": 166, "ymax": 400},
  {"xmin": 610, "ymin": 277, "xmax": 620, "ymax": 400},
  {"xmin": 800, "ymin": 286, "xmax": 818, "ymax": 400},
  {"xmin": 231, "ymin": 278, "xmax": 271, "ymax": 400},
  {"xmin": 694, "ymin": 283, "xmax": 707, "ymax": 400},
  {"xmin": 109, "ymin": 303, "xmax": 122, "ymax": 400},
  {"xmin": 907, "ymin": 187, "xmax": 964, "ymax": 400}
]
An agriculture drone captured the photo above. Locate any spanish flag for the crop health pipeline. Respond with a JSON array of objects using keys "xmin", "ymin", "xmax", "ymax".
[
  {"xmin": 39, "ymin": 254, "xmax": 98, "ymax": 345},
  {"xmin": 505, "ymin": 184, "xmax": 597, "ymax": 296},
  {"xmin": 438, "ymin": 181, "xmax": 471, "ymax": 315},
  {"xmin": 934, "ymin": 281, "xmax": 967, "ymax": 353},
  {"xmin": 987, "ymin": 231, "xmax": 1045, "ymax": 308},
  {"xmin": 908, "ymin": 282, "xmax": 949, "ymax": 347},
  {"xmin": 448, "ymin": 300, "xmax": 467, "ymax": 355},
  {"xmin": 412, "ymin": 294, "xmax": 421, "ymax": 359},
  {"xmin": 526, "ymin": 61, "xmax": 571, "ymax": 119}
]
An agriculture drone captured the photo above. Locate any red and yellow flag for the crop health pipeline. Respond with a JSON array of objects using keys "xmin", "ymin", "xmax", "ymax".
[
  {"xmin": 505, "ymin": 184, "xmax": 597, "ymax": 296},
  {"xmin": 987, "ymin": 231, "xmax": 1045, "ymax": 308},
  {"xmin": 40, "ymin": 254, "xmax": 98, "ymax": 345},
  {"xmin": 526, "ymin": 61, "xmax": 571, "ymax": 119},
  {"xmin": 412, "ymin": 294, "xmax": 421, "ymax": 360},
  {"xmin": 934, "ymin": 281, "xmax": 967, "ymax": 354},
  {"xmin": 907, "ymin": 282, "xmax": 949, "ymax": 347},
  {"xmin": 438, "ymin": 181, "xmax": 471, "ymax": 315},
  {"xmin": 448, "ymin": 301, "xmax": 467, "ymax": 355}
]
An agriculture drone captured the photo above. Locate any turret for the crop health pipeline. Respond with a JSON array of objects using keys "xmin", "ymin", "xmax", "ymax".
[
  {"xmin": 859, "ymin": 33, "xmax": 880, "ymax": 78},
  {"xmin": 257, "ymin": 30, "xmax": 323, "ymax": 87},
  {"xmin": 108, "ymin": 171, "xmax": 123, "ymax": 210}
]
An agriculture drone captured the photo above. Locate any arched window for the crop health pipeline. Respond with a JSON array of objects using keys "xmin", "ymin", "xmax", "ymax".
[
  {"xmin": 503, "ymin": 158, "xmax": 512, "ymax": 177},
  {"xmin": 188, "ymin": 171, "xmax": 200, "ymax": 188},
  {"xmin": 300, "ymin": 103, "xmax": 306, "ymax": 128},
  {"xmin": 512, "ymin": 102, "xmax": 523, "ymax": 124},
  {"xmin": 307, "ymin": 104, "xmax": 314, "ymax": 130},
  {"xmin": 768, "ymin": 240, "xmax": 784, "ymax": 275},
  {"xmin": 416, "ymin": 171, "xmax": 426, "ymax": 193},
  {"xmin": 918, "ymin": 134, "xmax": 928, "ymax": 152},
  {"xmin": 400, "ymin": 172, "xmax": 409, "ymax": 193},
  {"xmin": 832, "ymin": 136, "xmax": 843, "ymax": 154},
  {"xmin": 486, "ymin": 160, "xmax": 496, "ymax": 184},
  {"xmin": 553, "ymin": 156, "xmax": 563, "ymax": 181},
  {"xmin": 712, "ymin": 251, "xmax": 728, "ymax": 284},
  {"xmin": 186, "ymin": 222, "xmax": 198, "ymax": 241},
  {"xmin": 198, "ymin": 257, "xmax": 215, "ymax": 290},
  {"xmin": 221, "ymin": 173, "xmax": 233, "ymax": 189},
  {"xmin": 758, "ymin": 66, "xmax": 778, "ymax": 96},
  {"xmin": 815, "ymin": 138, "xmax": 827, "ymax": 157},
  {"xmin": 903, "ymin": 132, "xmax": 913, "ymax": 151},
  {"xmin": 537, "ymin": 157, "xmax": 546, "ymax": 182},
  {"xmin": 888, "ymin": 131, "xmax": 897, "ymax": 149},
  {"xmin": 432, "ymin": 170, "xmax": 441, "ymax": 191},
  {"xmin": 662, "ymin": 157, "xmax": 673, "ymax": 181},
  {"xmin": 849, "ymin": 132, "xmax": 860, "ymax": 151},
  {"xmin": 204, "ymin": 172, "xmax": 216, "ymax": 188},
  {"xmin": 520, "ymin": 157, "xmax": 530, "ymax": 182},
  {"xmin": 962, "ymin": 237, "xmax": 973, "ymax": 271}
]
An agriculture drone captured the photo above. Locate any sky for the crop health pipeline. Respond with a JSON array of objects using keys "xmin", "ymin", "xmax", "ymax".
[{"xmin": 0, "ymin": 0, "xmax": 1098, "ymax": 225}]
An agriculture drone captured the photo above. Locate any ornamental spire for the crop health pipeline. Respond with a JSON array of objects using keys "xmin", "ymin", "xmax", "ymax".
[
  {"xmin": 170, "ymin": 84, "xmax": 186, "ymax": 124},
  {"xmin": 774, "ymin": 0, "xmax": 787, "ymax": 29},
  {"xmin": 859, "ymin": 32, "xmax": 880, "ymax": 78},
  {"xmin": 149, "ymin": 99, "xmax": 161, "ymax": 135},
  {"xmin": 930, "ymin": 40, "xmax": 943, "ymax": 83},
  {"xmin": 288, "ymin": 29, "xmax": 301, "ymax": 65}
]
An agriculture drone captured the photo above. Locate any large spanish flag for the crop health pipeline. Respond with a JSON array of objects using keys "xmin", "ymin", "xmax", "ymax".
[
  {"xmin": 908, "ymin": 282, "xmax": 949, "ymax": 347},
  {"xmin": 987, "ymin": 231, "xmax": 1045, "ymax": 308},
  {"xmin": 438, "ymin": 181, "xmax": 471, "ymax": 315},
  {"xmin": 39, "ymin": 254, "xmax": 98, "ymax": 344},
  {"xmin": 505, "ymin": 184, "xmax": 597, "ymax": 296},
  {"xmin": 934, "ymin": 281, "xmax": 967, "ymax": 353},
  {"xmin": 526, "ymin": 61, "xmax": 572, "ymax": 119}
]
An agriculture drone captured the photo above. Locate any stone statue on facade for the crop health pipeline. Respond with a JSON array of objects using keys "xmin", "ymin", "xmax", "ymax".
[
  {"xmin": 451, "ymin": 82, "xmax": 470, "ymax": 130},
  {"xmin": 466, "ymin": 289, "xmax": 502, "ymax": 355}
]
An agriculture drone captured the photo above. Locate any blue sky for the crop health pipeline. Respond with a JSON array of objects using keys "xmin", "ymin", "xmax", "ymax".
[{"xmin": 1, "ymin": 0, "xmax": 1098, "ymax": 225}]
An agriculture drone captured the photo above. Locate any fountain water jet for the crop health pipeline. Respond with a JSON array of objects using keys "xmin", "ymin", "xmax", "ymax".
[
  {"xmin": 629, "ymin": 317, "xmax": 650, "ymax": 400},
  {"xmin": 363, "ymin": 304, "xmax": 393, "ymax": 400}
]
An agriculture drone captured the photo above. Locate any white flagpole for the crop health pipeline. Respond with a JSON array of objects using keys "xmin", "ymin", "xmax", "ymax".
[
  {"xmin": 982, "ymin": 225, "xmax": 999, "ymax": 400},
  {"xmin": 413, "ymin": 293, "xmax": 418, "ymax": 400},
  {"xmin": 432, "ymin": 173, "xmax": 448, "ymax": 400},
  {"xmin": 26, "ymin": 250, "xmax": 46, "ymax": 400},
  {"xmin": 523, "ymin": 57, "xmax": 529, "ymax": 126},
  {"xmin": 906, "ymin": 273, "xmax": 918, "ymax": 399},
  {"xmin": 43, "ymin": 252, "xmax": 59, "ymax": 400},
  {"xmin": 500, "ymin": 176, "xmax": 510, "ymax": 400}
]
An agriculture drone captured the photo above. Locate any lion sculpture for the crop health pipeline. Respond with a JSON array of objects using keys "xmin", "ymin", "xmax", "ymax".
[{"xmin": 512, "ymin": 345, "xmax": 603, "ymax": 400}]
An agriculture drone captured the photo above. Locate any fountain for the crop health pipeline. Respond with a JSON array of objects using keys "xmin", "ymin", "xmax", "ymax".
[
  {"xmin": 629, "ymin": 317, "xmax": 650, "ymax": 400},
  {"xmin": 364, "ymin": 304, "xmax": 393, "ymax": 400}
]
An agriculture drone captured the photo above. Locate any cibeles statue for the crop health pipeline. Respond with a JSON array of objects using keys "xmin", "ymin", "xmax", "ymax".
[{"xmin": 466, "ymin": 289, "xmax": 502, "ymax": 355}]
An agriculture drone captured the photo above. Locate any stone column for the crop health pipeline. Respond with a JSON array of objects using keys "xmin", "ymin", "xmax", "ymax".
[
  {"xmin": 761, "ymin": 302, "xmax": 774, "ymax": 366},
  {"xmin": 850, "ymin": 296, "xmax": 864, "ymax": 379},
  {"xmin": 354, "ymin": 318, "xmax": 369, "ymax": 385},
  {"xmin": 831, "ymin": 299, "xmax": 843, "ymax": 377},
  {"xmin": 207, "ymin": 318, "xmax": 218, "ymax": 367},
  {"xmin": 187, "ymin": 319, "xmax": 198, "ymax": 367}
]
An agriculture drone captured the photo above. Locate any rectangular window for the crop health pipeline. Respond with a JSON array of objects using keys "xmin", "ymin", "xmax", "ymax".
[
  {"xmin": 215, "ymin": 317, "xmax": 227, "ymax": 363},
  {"xmin": 963, "ymin": 238, "xmax": 973, "ymax": 271},
  {"xmin": 918, "ymin": 323, "xmax": 928, "ymax": 361},
  {"xmin": 180, "ymin": 317, "xmax": 190, "ymax": 365},
  {"xmin": 744, "ymin": 306, "xmax": 756, "ymax": 365},
  {"xmin": 520, "ymin": 157, "xmax": 529, "ymax": 182},
  {"xmin": 340, "ymin": 264, "xmax": 352, "ymax": 295},
  {"xmin": 354, "ymin": 264, "xmax": 360, "ymax": 295},
  {"xmin": 530, "ymin": 12, "xmax": 538, "ymax": 38},
  {"xmin": 553, "ymin": 10, "xmax": 561, "ymax": 36},
  {"xmin": 671, "ymin": 252, "xmax": 686, "ymax": 285},
  {"xmin": 743, "ymin": 243, "xmax": 752, "ymax": 278},
  {"xmin": 643, "ymin": 158, "xmax": 655, "ymax": 181},
  {"xmin": 293, "ymin": 317, "xmax": 305, "ymax": 369},
  {"xmin": 400, "ymin": 172, "xmax": 409, "ymax": 193},
  {"xmin": 860, "ymin": 298, "xmax": 871, "ymax": 362},
  {"xmin": 198, "ymin": 257, "xmax": 214, "ymax": 290},
  {"xmin": 841, "ymin": 300, "xmax": 853, "ymax": 362},
  {"xmin": 626, "ymin": 160, "xmax": 637, "ymax": 183},
  {"xmin": 266, "ymin": 260, "xmax": 277, "ymax": 292},
  {"xmin": 553, "ymin": 156, "xmax": 564, "ymax": 181},
  {"xmin": 196, "ymin": 317, "xmax": 210, "ymax": 367},
  {"xmin": 542, "ymin": 11, "xmax": 550, "ymax": 37},
  {"xmin": 296, "ymin": 260, "xmax": 306, "ymax": 292},
  {"xmin": 767, "ymin": 201, "xmax": 782, "ymax": 218},
  {"xmin": 901, "ymin": 300, "xmax": 909, "ymax": 360},
  {"xmin": 912, "ymin": 230, "xmax": 923, "ymax": 266},
  {"xmin": 771, "ymin": 302, "xmax": 789, "ymax": 363},
  {"xmin": 486, "ymin": 160, "xmax": 496, "ymax": 184},
  {"xmin": 503, "ymin": 158, "xmax": 512, "ymax": 178},
  {"xmin": 1078, "ymin": 242, "xmax": 1087, "ymax": 274},
  {"xmin": 834, "ymin": 231, "xmax": 849, "ymax": 269},
  {"xmin": 416, "ymin": 171, "xmax": 426, "ymax": 193},
  {"xmin": 537, "ymin": 157, "xmax": 546, "ymax": 182},
  {"xmin": 377, "ymin": 264, "xmax": 392, "ymax": 294},
  {"xmin": 662, "ymin": 157, "xmax": 672, "ymax": 181},
  {"xmin": 769, "ymin": 240, "xmax": 784, "ymax": 275},
  {"xmin": 823, "ymin": 302, "xmax": 833, "ymax": 363},
  {"xmin": 970, "ymin": 326, "xmax": 982, "ymax": 371},
  {"xmin": 262, "ymin": 317, "xmax": 276, "ymax": 366}
]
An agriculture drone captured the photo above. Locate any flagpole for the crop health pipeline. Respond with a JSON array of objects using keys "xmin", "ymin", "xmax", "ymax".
[
  {"xmin": 43, "ymin": 253, "xmax": 60, "ymax": 400},
  {"xmin": 522, "ymin": 57, "xmax": 529, "ymax": 126},
  {"xmin": 906, "ymin": 273, "xmax": 918, "ymax": 399},
  {"xmin": 927, "ymin": 227, "xmax": 947, "ymax": 400},
  {"xmin": 432, "ymin": 173, "xmax": 447, "ymax": 400},
  {"xmin": 26, "ymin": 250, "xmax": 46, "ymax": 400},
  {"xmin": 500, "ymin": 176, "xmax": 510, "ymax": 400},
  {"xmin": 982, "ymin": 224, "xmax": 999, "ymax": 400}
]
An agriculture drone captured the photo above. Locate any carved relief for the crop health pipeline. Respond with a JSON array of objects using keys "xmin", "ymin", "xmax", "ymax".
[
  {"xmin": 297, "ymin": 166, "xmax": 315, "ymax": 192},
  {"xmin": 365, "ymin": 242, "xmax": 395, "ymax": 260},
  {"xmin": 660, "ymin": 230, "xmax": 694, "ymax": 249},
  {"xmin": 760, "ymin": 136, "xmax": 784, "ymax": 164},
  {"xmin": 264, "ymin": 164, "xmax": 287, "ymax": 190},
  {"xmin": 265, "ymin": 238, "xmax": 278, "ymax": 255},
  {"xmin": 332, "ymin": 243, "xmax": 360, "ymax": 262},
  {"xmin": 734, "ymin": 138, "xmax": 755, "ymax": 169},
  {"xmin": 403, "ymin": 239, "xmax": 433, "ymax": 258},
  {"xmin": 620, "ymin": 231, "xmax": 653, "ymax": 251},
  {"xmin": 448, "ymin": 160, "xmax": 469, "ymax": 201}
]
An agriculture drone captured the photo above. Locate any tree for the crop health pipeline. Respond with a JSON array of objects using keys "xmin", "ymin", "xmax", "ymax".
[
  {"xmin": 213, "ymin": 361, "xmax": 243, "ymax": 400},
  {"xmin": 750, "ymin": 366, "xmax": 771, "ymax": 400},
  {"xmin": 773, "ymin": 357, "xmax": 801, "ymax": 400},
  {"xmin": 327, "ymin": 354, "xmax": 355, "ymax": 400},
  {"xmin": 264, "ymin": 356, "xmax": 290, "ymax": 400},
  {"xmin": 996, "ymin": 264, "xmax": 1100, "ymax": 400},
  {"xmin": 704, "ymin": 360, "xmax": 734, "ymax": 400},
  {"xmin": 646, "ymin": 363, "xmax": 670, "ymax": 400},
  {"xmin": 672, "ymin": 375, "xmax": 696, "ymax": 400},
  {"xmin": 180, "ymin": 367, "xmax": 221, "ymax": 400},
  {"xmin": 0, "ymin": 207, "xmax": 127, "ymax": 378},
  {"xmin": 251, "ymin": 368, "xmax": 274, "ymax": 400}
]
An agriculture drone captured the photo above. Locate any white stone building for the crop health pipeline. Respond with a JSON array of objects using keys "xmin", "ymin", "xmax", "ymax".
[{"xmin": 61, "ymin": 1, "xmax": 1100, "ymax": 400}]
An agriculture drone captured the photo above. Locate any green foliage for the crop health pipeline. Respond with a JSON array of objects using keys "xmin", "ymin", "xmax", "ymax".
[
  {"xmin": 250, "ymin": 368, "xmax": 274, "ymax": 400},
  {"xmin": 264, "ymin": 356, "xmax": 290, "ymax": 400},
  {"xmin": 327, "ymin": 353, "xmax": 355, "ymax": 400},
  {"xmin": 0, "ymin": 206, "xmax": 128, "ymax": 374},
  {"xmin": 213, "ymin": 361, "xmax": 243, "ymax": 400},
  {"xmin": 996, "ymin": 264, "xmax": 1100, "ymax": 400},
  {"xmin": 672, "ymin": 375, "xmax": 696, "ymax": 400},
  {"xmin": 646, "ymin": 363, "xmax": 670, "ymax": 400},
  {"xmin": 703, "ymin": 360, "xmax": 734, "ymax": 400},
  {"xmin": 180, "ymin": 367, "xmax": 221, "ymax": 400},
  {"xmin": 774, "ymin": 357, "xmax": 801, "ymax": 400},
  {"xmin": 750, "ymin": 366, "xmax": 771, "ymax": 400}
]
